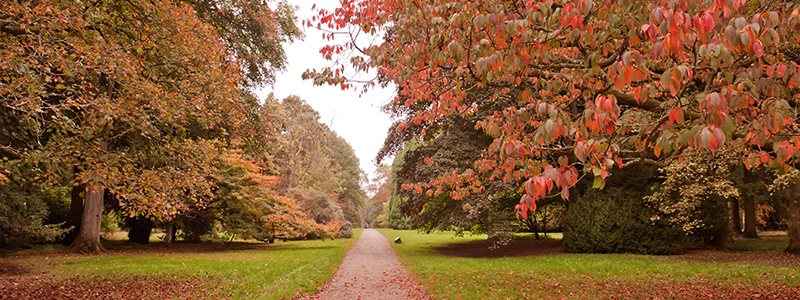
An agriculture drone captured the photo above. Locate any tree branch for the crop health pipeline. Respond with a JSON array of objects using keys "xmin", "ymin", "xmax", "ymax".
[
  {"xmin": 609, "ymin": 89, "xmax": 661, "ymax": 111},
  {"xmin": 0, "ymin": 145, "xmax": 21, "ymax": 159}
]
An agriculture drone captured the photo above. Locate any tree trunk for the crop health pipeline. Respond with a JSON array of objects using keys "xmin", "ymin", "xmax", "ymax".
[
  {"xmin": 127, "ymin": 217, "xmax": 153, "ymax": 244},
  {"xmin": 164, "ymin": 221, "xmax": 176, "ymax": 244},
  {"xmin": 523, "ymin": 216, "xmax": 539, "ymax": 239},
  {"xmin": 787, "ymin": 178, "xmax": 800, "ymax": 255},
  {"xmin": 186, "ymin": 213, "xmax": 211, "ymax": 243},
  {"xmin": 730, "ymin": 197, "xmax": 742, "ymax": 235},
  {"xmin": 541, "ymin": 207, "xmax": 550, "ymax": 238},
  {"xmin": 719, "ymin": 197, "xmax": 738, "ymax": 249},
  {"xmin": 62, "ymin": 184, "xmax": 84, "ymax": 245},
  {"xmin": 268, "ymin": 222, "xmax": 275, "ymax": 243},
  {"xmin": 743, "ymin": 195, "xmax": 759, "ymax": 239},
  {"xmin": 70, "ymin": 183, "xmax": 106, "ymax": 254}
]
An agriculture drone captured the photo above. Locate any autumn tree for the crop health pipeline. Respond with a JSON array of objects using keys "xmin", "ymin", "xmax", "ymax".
[
  {"xmin": 0, "ymin": 0, "xmax": 273, "ymax": 252},
  {"xmin": 262, "ymin": 95, "xmax": 367, "ymax": 229},
  {"xmin": 187, "ymin": 0, "xmax": 302, "ymax": 86},
  {"xmin": 310, "ymin": 0, "xmax": 800, "ymax": 253},
  {"xmin": 646, "ymin": 147, "xmax": 741, "ymax": 246},
  {"xmin": 364, "ymin": 165, "xmax": 392, "ymax": 227},
  {"xmin": 390, "ymin": 119, "xmax": 519, "ymax": 239},
  {"xmin": 199, "ymin": 152, "xmax": 328, "ymax": 241}
]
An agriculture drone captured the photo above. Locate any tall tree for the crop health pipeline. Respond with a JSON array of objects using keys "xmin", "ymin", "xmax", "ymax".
[
  {"xmin": 261, "ymin": 95, "xmax": 367, "ymax": 227},
  {"xmin": 310, "ymin": 0, "xmax": 800, "ymax": 253},
  {"xmin": 1, "ymin": 0, "xmax": 249, "ymax": 252},
  {"xmin": 364, "ymin": 165, "xmax": 392, "ymax": 227}
]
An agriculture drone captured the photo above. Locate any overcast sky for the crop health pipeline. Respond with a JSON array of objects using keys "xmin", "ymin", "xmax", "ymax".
[{"xmin": 256, "ymin": 0, "xmax": 395, "ymax": 180}]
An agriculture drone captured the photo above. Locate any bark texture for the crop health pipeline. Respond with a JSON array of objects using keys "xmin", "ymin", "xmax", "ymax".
[
  {"xmin": 70, "ymin": 184, "xmax": 106, "ymax": 254},
  {"xmin": 164, "ymin": 221, "xmax": 176, "ymax": 244},
  {"xmin": 743, "ymin": 195, "xmax": 759, "ymax": 239},
  {"xmin": 62, "ymin": 184, "xmax": 84, "ymax": 245}
]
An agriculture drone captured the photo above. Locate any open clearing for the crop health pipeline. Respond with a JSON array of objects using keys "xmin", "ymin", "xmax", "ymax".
[
  {"xmin": 3, "ymin": 229, "xmax": 800, "ymax": 299},
  {"xmin": 0, "ymin": 231, "xmax": 359, "ymax": 300},
  {"xmin": 380, "ymin": 229, "xmax": 800, "ymax": 299}
]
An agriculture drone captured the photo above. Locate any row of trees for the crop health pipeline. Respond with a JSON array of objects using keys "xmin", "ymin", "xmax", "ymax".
[
  {"xmin": 366, "ymin": 110, "xmax": 792, "ymax": 254},
  {"xmin": 1, "ymin": 0, "xmax": 364, "ymax": 252},
  {"xmin": 317, "ymin": 0, "xmax": 800, "ymax": 254}
]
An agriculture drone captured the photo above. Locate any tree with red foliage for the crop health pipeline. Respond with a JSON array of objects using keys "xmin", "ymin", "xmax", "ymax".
[{"xmin": 308, "ymin": 0, "xmax": 800, "ymax": 253}]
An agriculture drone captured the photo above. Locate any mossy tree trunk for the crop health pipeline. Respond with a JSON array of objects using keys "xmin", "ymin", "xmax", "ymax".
[{"xmin": 718, "ymin": 197, "xmax": 737, "ymax": 249}]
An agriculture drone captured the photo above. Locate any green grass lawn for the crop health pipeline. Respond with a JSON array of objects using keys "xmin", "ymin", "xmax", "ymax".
[
  {"xmin": 379, "ymin": 229, "xmax": 800, "ymax": 299},
  {"xmin": 1, "ymin": 230, "xmax": 360, "ymax": 299}
]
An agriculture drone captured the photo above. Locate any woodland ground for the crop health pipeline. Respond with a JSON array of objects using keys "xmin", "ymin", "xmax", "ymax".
[
  {"xmin": 379, "ymin": 229, "xmax": 800, "ymax": 299},
  {"xmin": 0, "ymin": 230, "xmax": 360, "ymax": 299}
]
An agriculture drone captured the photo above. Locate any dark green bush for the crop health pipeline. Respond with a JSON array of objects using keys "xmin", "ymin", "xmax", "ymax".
[
  {"xmin": 0, "ymin": 182, "xmax": 67, "ymax": 248},
  {"xmin": 564, "ymin": 187, "xmax": 691, "ymax": 255}
]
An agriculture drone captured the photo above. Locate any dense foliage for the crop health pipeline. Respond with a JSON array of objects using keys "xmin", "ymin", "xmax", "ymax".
[
  {"xmin": 262, "ymin": 95, "xmax": 367, "ymax": 229},
  {"xmin": 564, "ymin": 164, "xmax": 691, "ymax": 254},
  {"xmin": 311, "ymin": 0, "xmax": 800, "ymax": 253},
  {"xmin": 646, "ymin": 148, "xmax": 740, "ymax": 245},
  {"xmin": 0, "ymin": 182, "xmax": 67, "ymax": 247},
  {"xmin": 0, "ymin": 0, "xmax": 365, "ymax": 251}
]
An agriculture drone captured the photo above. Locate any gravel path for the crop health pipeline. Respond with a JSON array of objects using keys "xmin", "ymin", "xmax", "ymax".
[{"xmin": 312, "ymin": 229, "xmax": 430, "ymax": 300}]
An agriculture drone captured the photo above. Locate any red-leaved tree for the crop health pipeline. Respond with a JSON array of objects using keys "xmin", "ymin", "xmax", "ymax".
[{"xmin": 308, "ymin": 0, "xmax": 800, "ymax": 253}]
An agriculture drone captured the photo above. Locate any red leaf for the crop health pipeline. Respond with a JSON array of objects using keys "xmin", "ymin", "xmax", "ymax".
[
  {"xmin": 525, "ymin": 179, "xmax": 534, "ymax": 195},
  {"xmin": 702, "ymin": 11, "xmax": 715, "ymax": 32},
  {"xmin": 753, "ymin": 40, "xmax": 764, "ymax": 58},
  {"xmin": 760, "ymin": 151, "xmax": 771, "ymax": 164},
  {"xmin": 668, "ymin": 107, "xmax": 684, "ymax": 125},
  {"xmin": 711, "ymin": 127, "xmax": 726, "ymax": 149},
  {"xmin": 395, "ymin": 122, "xmax": 408, "ymax": 133}
]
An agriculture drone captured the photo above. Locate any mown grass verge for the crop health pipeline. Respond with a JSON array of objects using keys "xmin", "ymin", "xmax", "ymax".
[
  {"xmin": 380, "ymin": 229, "xmax": 800, "ymax": 299},
  {"xmin": 0, "ymin": 229, "xmax": 360, "ymax": 299}
]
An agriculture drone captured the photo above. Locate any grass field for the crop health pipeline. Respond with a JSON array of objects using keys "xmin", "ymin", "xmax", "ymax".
[
  {"xmin": 379, "ymin": 229, "xmax": 800, "ymax": 299},
  {"xmin": 0, "ymin": 230, "xmax": 360, "ymax": 299}
]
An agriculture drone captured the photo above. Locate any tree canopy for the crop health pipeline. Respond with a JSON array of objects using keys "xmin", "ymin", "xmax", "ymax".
[
  {"xmin": 0, "ymin": 0, "xmax": 364, "ymax": 252},
  {"xmin": 309, "ymin": 0, "xmax": 800, "ymax": 253}
]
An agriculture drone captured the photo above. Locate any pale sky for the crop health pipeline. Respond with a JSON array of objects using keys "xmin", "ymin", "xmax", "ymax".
[{"xmin": 257, "ymin": 0, "xmax": 396, "ymax": 179}]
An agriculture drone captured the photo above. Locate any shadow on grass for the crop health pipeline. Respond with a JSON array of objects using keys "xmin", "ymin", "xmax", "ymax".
[
  {"xmin": 0, "ymin": 261, "xmax": 33, "ymax": 276},
  {"xmin": 103, "ymin": 240, "xmax": 272, "ymax": 252},
  {"xmin": 675, "ymin": 235, "xmax": 800, "ymax": 267},
  {"xmin": 432, "ymin": 236, "xmax": 563, "ymax": 258},
  {"xmin": 731, "ymin": 235, "xmax": 789, "ymax": 252},
  {"xmin": 3, "ymin": 239, "xmax": 344, "ymax": 259},
  {"xmin": 97, "ymin": 240, "xmax": 343, "ymax": 255}
]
